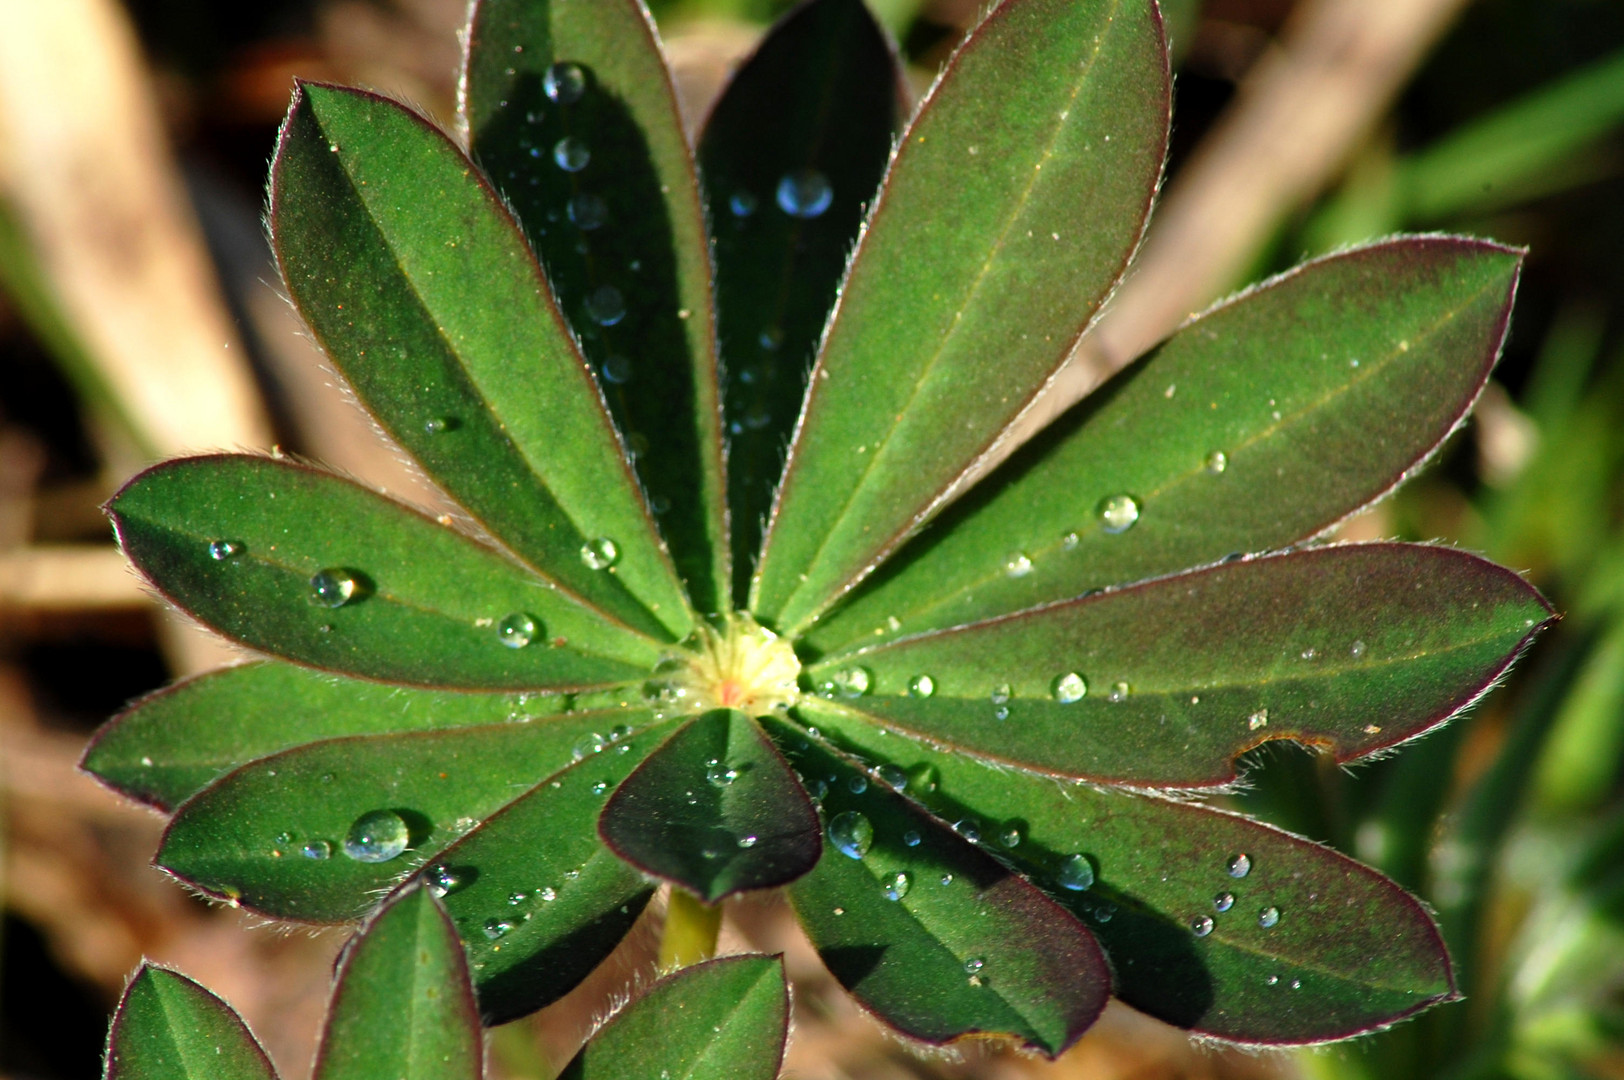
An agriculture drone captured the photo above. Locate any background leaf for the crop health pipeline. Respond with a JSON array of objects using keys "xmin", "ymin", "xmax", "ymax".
[
  {"xmin": 599, "ymin": 709, "xmax": 821, "ymax": 900},
  {"xmin": 767, "ymin": 717, "xmax": 1110, "ymax": 1057},
  {"xmin": 463, "ymin": 0, "xmax": 729, "ymax": 613},
  {"xmin": 313, "ymin": 888, "xmax": 481, "ymax": 1080},
  {"xmin": 272, "ymin": 81, "xmax": 693, "ymax": 636},
  {"xmin": 110, "ymin": 456, "xmax": 658, "ymax": 689},
  {"xmin": 807, "ymin": 237, "xmax": 1524, "ymax": 652},
  {"xmin": 752, "ymin": 0, "xmax": 1169, "ymax": 634},
  {"xmin": 697, "ymin": 0, "xmax": 902, "ymax": 603},
  {"xmin": 105, "ymin": 966, "xmax": 278, "ymax": 1080},
  {"xmin": 557, "ymin": 955, "xmax": 789, "ymax": 1080}
]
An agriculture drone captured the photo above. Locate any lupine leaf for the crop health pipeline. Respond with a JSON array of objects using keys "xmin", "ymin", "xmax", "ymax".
[
  {"xmin": 753, "ymin": 0, "xmax": 1169, "ymax": 634},
  {"xmin": 557, "ymin": 955, "xmax": 789, "ymax": 1080},
  {"xmin": 766, "ymin": 718, "xmax": 1110, "ymax": 1057},
  {"xmin": 105, "ymin": 966, "xmax": 278, "ymax": 1080},
  {"xmin": 599, "ymin": 710, "xmax": 821, "ymax": 900},
  {"xmin": 807, "ymin": 707, "xmax": 1459, "ymax": 1044},
  {"xmin": 272, "ymin": 82, "xmax": 693, "ymax": 638},
  {"xmin": 109, "ymin": 456, "xmax": 658, "ymax": 690},
  {"xmin": 83, "ymin": 662, "xmax": 598, "ymax": 812},
  {"xmin": 698, "ymin": 0, "xmax": 902, "ymax": 603},
  {"xmin": 463, "ymin": 0, "xmax": 729, "ymax": 612},
  {"xmin": 313, "ymin": 888, "xmax": 481, "ymax": 1080},
  {"xmin": 808, "ymin": 238, "xmax": 1524, "ymax": 652},
  {"xmin": 411, "ymin": 721, "xmax": 680, "ymax": 1022},
  {"xmin": 803, "ymin": 544, "xmax": 1551, "ymax": 786},
  {"xmin": 157, "ymin": 710, "xmax": 667, "ymax": 921}
]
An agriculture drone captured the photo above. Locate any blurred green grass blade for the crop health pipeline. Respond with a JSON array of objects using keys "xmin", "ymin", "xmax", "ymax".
[
  {"xmin": 272, "ymin": 82, "xmax": 693, "ymax": 638},
  {"xmin": 752, "ymin": 0, "xmax": 1169, "ymax": 634},
  {"xmin": 698, "ymin": 0, "xmax": 902, "ymax": 604},
  {"xmin": 599, "ymin": 710, "xmax": 821, "ymax": 900},
  {"xmin": 807, "ymin": 708, "xmax": 1459, "ymax": 1045},
  {"xmin": 463, "ymin": 0, "xmax": 729, "ymax": 613},
  {"xmin": 422, "ymin": 722, "xmax": 681, "ymax": 1022},
  {"xmin": 109, "ymin": 456, "xmax": 658, "ymax": 690},
  {"xmin": 105, "ymin": 966, "xmax": 278, "ymax": 1080},
  {"xmin": 557, "ymin": 956, "xmax": 789, "ymax": 1080},
  {"xmin": 1531, "ymin": 614, "xmax": 1624, "ymax": 814},
  {"xmin": 157, "ymin": 709, "xmax": 665, "ymax": 921},
  {"xmin": 313, "ymin": 889, "xmax": 481, "ymax": 1080},
  {"xmin": 804, "ymin": 544, "xmax": 1551, "ymax": 786},
  {"xmin": 82, "ymin": 661, "xmax": 621, "ymax": 812},
  {"xmin": 766, "ymin": 717, "xmax": 1110, "ymax": 1058},
  {"xmin": 809, "ymin": 238, "xmax": 1524, "ymax": 652}
]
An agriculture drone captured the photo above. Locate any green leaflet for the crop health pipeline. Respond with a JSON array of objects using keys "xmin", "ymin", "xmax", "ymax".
[
  {"xmin": 110, "ymin": 456, "xmax": 657, "ymax": 690},
  {"xmin": 104, "ymin": 967, "xmax": 278, "ymax": 1080},
  {"xmin": 808, "ymin": 237, "xmax": 1524, "ymax": 652},
  {"xmin": 272, "ymin": 83, "xmax": 693, "ymax": 637},
  {"xmin": 463, "ymin": 0, "xmax": 728, "ymax": 612},
  {"xmin": 753, "ymin": 0, "xmax": 1168, "ymax": 634},
  {"xmin": 804, "ymin": 544, "xmax": 1552, "ymax": 785},
  {"xmin": 556, "ymin": 956, "xmax": 789, "ymax": 1080}
]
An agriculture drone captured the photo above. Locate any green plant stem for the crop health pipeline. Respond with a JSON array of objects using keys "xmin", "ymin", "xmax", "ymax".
[{"xmin": 659, "ymin": 889, "xmax": 722, "ymax": 971}]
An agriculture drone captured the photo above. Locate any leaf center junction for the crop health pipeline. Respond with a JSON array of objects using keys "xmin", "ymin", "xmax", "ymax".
[{"xmin": 655, "ymin": 613, "xmax": 801, "ymax": 715}]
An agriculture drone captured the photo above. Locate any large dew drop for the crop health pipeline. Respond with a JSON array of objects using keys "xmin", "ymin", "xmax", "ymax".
[
  {"xmin": 542, "ymin": 62, "xmax": 586, "ymax": 104},
  {"xmin": 1228, "ymin": 852, "xmax": 1253, "ymax": 878},
  {"xmin": 309, "ymin": 568, "xmax": 359, "ymax": 608},
  {"xmin": 1214, "ymin": 891, "xmax": 1235, "ymax": 912},
  {"xmin": 497, "ymin": 612, "xmax": 537, "ymax": 649},
  {"xmin": 776, "ymin": 169, "xmax": 833, "ymax": 218},
  {"xmin": 584, "ymin": 285, "xmax": 625, "ymax": 326},
  {"xmin": 580, "ymin": 537, "xmax": 619, "ymax": 570},
  {"xmin": 827, "ymin": 811, "xmax": 873, "ymax": 860},
  {"xmin": 908, "ymin": 674, "xmax": 936, "ymax": 699},
  {"xmin": 1052, "ymin": 672, "xmax": 1087, "ymax": 703},
  {"xmin": 823, "ymin": 666, "xmax": 871, "ymax": 698},
  {"xmin": 553, "ymin": 136, "xmax": 590, "ymax": 172},
  {"xmin": 1190, "ymin": 915, "xmax": 1215, "ymax": 937},
  {"xmin": 343, "ymin": 810, "xmax": 408, "ymax": 863},
  {"xmin": 881, "ymin": 871, "xmax": 912, "ymax": 901},
  {"xmin": 1056, "ymin": 854, "xmax": 1094, "ymax": 891},
  {"xmin": 1097, "ymin": 494, "xmax": 1141, "ymax": 534},
  {"xmin": 1258, "ymin": 906, "xmax": 1281, "ymax": 929}
]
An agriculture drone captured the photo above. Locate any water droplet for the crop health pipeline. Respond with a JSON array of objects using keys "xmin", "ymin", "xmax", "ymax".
[
  {"xmin": 583, "ymin": 284, "xmax": 625, "ymax": 326},
  {"xmin": 1266, "ymin": 974, "xmax": 1279, "ymax": 986},
  {"xmin": 706, "ymin": 760, "xmax": 739, "ymax": 787},
  {"xmin": 1061, "ymin": 530, "xmax": 1081, "ymax": 550},
  {"xmin": 847, "ymin": 774, "xmax": 868, "ymax": 795},
  {"xmin": 1205, "ymin": 450, "xmax": 1228, "ymax": 475},
  {"xmin": 1214, "ymin": 891, "xmax": 1235, "ymax": 912},
  {"xmin": 1351, "ymin": 639, "xmax": 1367, "ymax": 658},
  {"xmin": 1258, "ymin": 906, "xmax": 1280, "ymax": 928},
  {"xmin": 877, "ymin": 765, "xmax": 907, "ymax": 791},
  {"xmin": 540, "ymin": 887, "xmax": 557, "ymax": 902},
  {"xmin": 775, "ymin": 168, "xmax": 832, "ymax": 218},
  {"xmin": 881, "ymin": 871, "xmax": 912, "ymax": 901},
  {"xmin": 758, "ymin": 326, "xmax": 783, "ymax": 351},
  {"xmin": 483, "ymin": 918, "xmax": 514, "ymax": 940},
  {"xmin": 1098, "ymin": 494, "xmax": 1141, "ymax": 534},
  {"xmin": 208, "ymin": 540, "xmax": 242, "ymax": 560},
  {"xmin": 999, "ymin": 825, "xmax": 1023, "ymax": 848},
  {"xmin": 1248, "ymin": 709, "xmax": 1268, "ymax": 731},
  {"xmin": 991, "ymin": 684, "xmax": 1012, "ymax": 706},
  {"xmin": 1052, "ymin": 672, "xmax": 1087, "ymax": 703},
  {"xmin": 508, "ymin": 891, "xmax": 529, "ymax": 905},
  {"xmin": 542, "ymin": 62, "xmax": 586, "ymax": 104},
  {"xmin": 909, "ymin": 765, "xmax": 939, "ymax": 794},
  {"xmin": 497, "ymin": 612, "xmax": 537, "ymax": 648},
  {"xmin": 1228, "ymin": 853, "xmax": 1252, "ymax": 878},
  {"xmin": 1005, "ymin": 552, "xmax": 1033, "ymax": 577},
  {"xmin": 427, "ymin": 864, "xmax": 466, "ymax": 896},
  {"xmin": 940, "ymin": 873, "xmax": 954, "ymax": 885},
  {"xmin": 553, "ymin": 136, "xmax": 590, "ymax": 172},
  {"xmin": 828, "ymin": 666, "xmax": 871, "ymax": 698},
  {"xmin": 591, "ymin": 781, "xmax": 609, "ymax": 795},
  {"xmin": 908, "ymin": 674, "xmax": 936, "ymax": 698},
  {"xmin": 964, "ymin": 957, "xmax": 985, "ymax": 974},
  {"xmin": 425, "ymin": 416, "xmax": 454, "ymax": 434},
  {"xmin": 580, "ymin": 537, "xmax": 619, "ymax": 570},
  {"xmin": 903, "ymin": 829, "xmax": 922, "ymax": 847},
  {"xmin": 1107, "ymin": 681, "xmax": 1130, "ymax": 703},
  {"xmin": 728, "ymin": 190, "xmax": 757, "ymax": 217},
  {"xmin": 1056, "ymin": 854, "xmax": 1094, "ymax": 891},
  {"xmin": 1300, "ymin": 647, "xmax": 1317, "ymax": 661},
  {"xmin": 300, "ymin": 840, "xmax": 332, "ymax": 860},
  {"xmin": 342, "ymin": 810, "xmax": 408, "ymax": 863},
  {"xmin": 953, "ymin": 819, "xmax": 981, "ymax": 844},
  {"xmin": 567, "ymin": 193, "xmax": 607, "ymax": 230},
  {"xmin": 601, "ymin": 355, "xmax": 632, "ymax": 384},
  {"xmin": 309, "ymin": 568, "xmax": 360, "ymax": 608},
  {"xmin": 827, "ymin": 811, "xmax": 873, "ymax": 859},
  {"xmin": 573, "ymin": 732, "xmax": 607, "ymax": 760},
  {"xmin": 1191, "ymin": 915, "xmax": 1215, "ymax": 937}
]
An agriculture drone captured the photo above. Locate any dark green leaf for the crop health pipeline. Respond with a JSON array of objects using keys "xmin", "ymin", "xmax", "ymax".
[
  {"xmin": 765, "ymin": 717, "xmax": 1110, "ymax": 1057},
  {"xmin": 419, "ymin": 721, "xmax": 681, "ymax": 1022},
  {"xmin": 109, "ymin": 456, "xmax": 658, "ymax": 690},
  {"xmin": 804, "ymin": 544, "xmax": 1552, "ymax": 786},
  {"xmin": 752, "ymin": 0, "xmax": 1169, "ymax": 634},
  {"xmin": 808, "ymin": 238, "xmax": 1525, "ymax": 652},
  {"xmin": 158, "ymin": 709, "xmax": 666, "ymax": 921},
  {"xmin": 463, "ymin": 0, "xmax": 729, "ymax": 613},
  {"xmin": 806, "ymin": 708, "xmax": 1459, "ymax": 1044},
  {"xmin": 313, "ymin": 888, "xmax": 480, "ymax": 1080},
  {"xmin": 271, "ymin": 82, "xmax": 693, "ymax": 637},
  {"xmin": 599, "ymin": 710, "xmax": 821, "ymax": 900},
  {"xmin": 105, "ymin": 966, "xmax": 278, "ymax": 1080},
  {"xmin": 557, "ymin": 955, "xmax": 789, "ymax": 1080},
  {"xmin": 83, "ymin": 661, "xmax": 596, "ymax": 812},
  {"xmin": 698, "ymin": 0, "xmax": 902, "ymax": 604}
]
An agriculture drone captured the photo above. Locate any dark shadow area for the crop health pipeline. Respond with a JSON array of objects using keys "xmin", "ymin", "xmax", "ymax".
[{"xmin": 0, "ymin": 914, "xmax": 110, "ymax": 1080}]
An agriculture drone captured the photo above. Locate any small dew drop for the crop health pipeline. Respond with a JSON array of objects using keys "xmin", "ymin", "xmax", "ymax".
[
  {"xmin": 497, "ymin": 612, "xmax": 537, "ymax": 649},
  {"xmin": 999, "ymin": 825, "xmax": 1023, "ymax": 848},
  {"xmin": 483, "ymin": 918, "xmax": 514, "ymax": 940},
  {"xmin": 1191, "ymin": 915, "xmax": 1215, "ymax": 937},
  {"xmin": 542, "ymin": 62, "xmax": 586, "ymax": 104},
  {"xmin": 1005, "ymin": 552, "xmax": 1033, "ymax": 577},
  {"xmin": 427, "ymin": 864, "xmax": 466, "ymax": 897},
  {"xmin": 1107, "ymin": 681, "xmax": 1130, "ymax": 703},
  {"xmin": 964, "ymin": 957, "xmax": 985, "ymax": 975},
  {"xmin": 728, "ymin": 190, "xmax": 757, "ymax": 217},
  {"xmin": 908, "ymin": 674, "xmax": 936, "ymax": 698},
  {"xmin": 828, "ymin": 666, "xmax": 872, "ymax": 698},
  {"xmin": 591, "ymin": 781, "xmax": 609, "ymax": 795},
  {"xmin": 553, "ymin": 136, "xmax": 590, "ymax": 172},
  {"xmin": 1214, "ymin": 891, "xmax": 1235, "ymax": 912},
  {"xmin": 847, "ymin": 774, "xmax": 868, "ymax": 795},
  {"xmin": 706, "ymin": 760, "xmax": 739, "ymax": 788},
  {"xmin": 1205, "ymin": 450, "xmax": 1228, "ymax": 475},
  {"xmin": 300, "ymin": 840, "xmax": 332, "ymax": 860},
  {"xmin": 1228, "ymin": 853, "xmax": 1252, "ymax": 878},
  {"xmin": 1052, "ymin": 672, "xmax": 1087, "ymax": 703},
  {"xmin": 567, "ymin": 193, "xmax": 607, "ymax": 230},
  {"xmin": 953, "ymin": 818, "xmax": 981, "ymax": 844},
  {"xmin": 1056, "ymin": 854, "xmax": 1094, "ymax": 891},
  {"xmin": 1259, "ymin": 906, "xmax": 1281, "ymax": 929},
  {"xmin": 573, "ymin": 732, "xmax": 607, "ymax": 760},
  {"xmin": 583, "ymin": 285, "xmax": 625, "ymax": 326},
  {"xmin": 1248, "ymin": 709, "xmax": 1269, "ymax": 731},
  {"xmin": 342, "ymin": 810, "xmax": 408, "ymax": 863},
  {"xmin": 828, "ymin": 811, "xmax": 873, "ymax": 860},
  {"xmin": 994, "ymin": 706, "xmax": 1010, "ymax": 721},
  {"xmin": 208, "ymin": 539, "xmax": 243, "ymax": 560},
  {"xmin": 309, "ymin": 568, "xmax": 360, "ymax": 608},
  {"xmin": 425, "ymin": 416, "xmax": 453, "ymax": 434},
  {"xmin": 1061, "ymin": 531, "xmax": 1081, "ymax": 550},
  {"xmin": 775, "ymin": 168, "xmax": 833, "ymax": 218},
  {"xmin": 1351, "ymin": 639, "xmax": 1367, "ymax": 658},
  {"xmin": 1098, "ymin": 494, "xmax": 1141, "ymax": 534},
  {"xmin": 991, "ymin": 684, "xmax": 1012, "ymax": 706},
  {"xmin": 540, "ymin": 887, "xmax": 557, "ymax": 902},
  {"xmin": 580, "ymin": 537, "xmax": 619, "ymax": 570},
  {"xmin": 600, "ymin": 355, "xmax": 632, "ymax": 384},
  {"xmin": 508, "ymin": 891, "xmax": 529, "ymax": 905},
  {"xmin": 877, "ymin": 870, "xmax": 913, "ymax": 902},
  {"xmin": 737, "ymin": 835, "xmax": 758, "ymax": 848},
  {"xmin": 903, "ymin": 830, "xmax": 922, "ymax": 847},
  {"xmin": 877, "ymin": 765, "xmax": 908, "ymax": 791}
]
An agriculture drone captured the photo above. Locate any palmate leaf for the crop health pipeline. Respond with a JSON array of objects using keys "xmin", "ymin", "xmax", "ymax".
[
  {"xmin": 802, "ymin": 543, "xmax": 1553, "ymax": 785},
  {"xmin": 807, "ymin": 707, "xmax": 1458, "ymax": 1043},
  {"xmin": 805, "ymin": 237, "xmax": 1525, "ymax": 652},
  {"xmin": 105, "ymin": 966, "xmax": 278, "ymax": 1080},
  {"xmin": 752, "ymin": 0, "xmax": 1170, "ymax": 635},
  {"xmin": 463, "ymin": 0, "xmax": 729, "ymax": 613}
]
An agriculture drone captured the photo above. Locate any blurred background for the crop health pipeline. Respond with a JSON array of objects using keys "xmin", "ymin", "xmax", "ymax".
[{"xmin": 1, "ymin": 0, "xmax": 1622, "ymax": 1077}]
